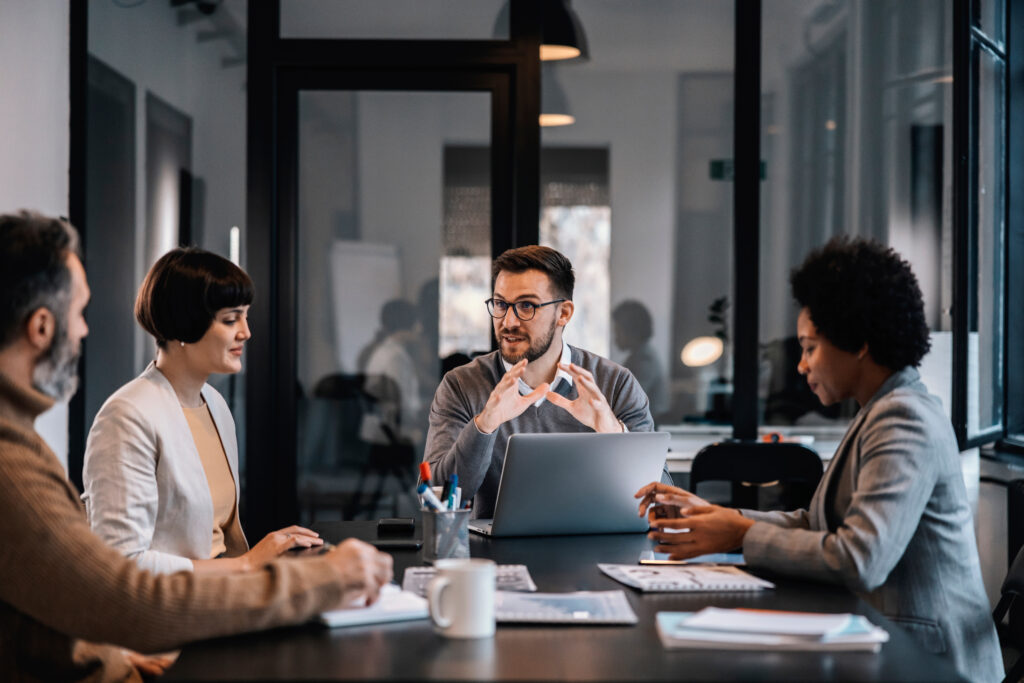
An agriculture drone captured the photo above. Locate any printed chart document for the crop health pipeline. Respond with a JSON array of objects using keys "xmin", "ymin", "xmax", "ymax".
[
  {"xmin": 656, "ymin": 607, "xmax": 889, "ymax": 652},
  {"xmin": 495, "ymin": 590, "xmax": 638, "ymax": 624},
  {"xmin": 599, "ymin": 563, "xmax": 774, "ymax": 592},
  {"xmin": 402, "ymin": 564, "xmax": 537, "ymax": 597},
  {"xmin": 318, "ymin": 584, "xmax": 428, "ymax": 628}
]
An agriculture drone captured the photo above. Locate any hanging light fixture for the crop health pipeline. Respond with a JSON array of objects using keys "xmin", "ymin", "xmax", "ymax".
[
  {"xmin": 541, "ymin": 65, "xmax": 574, "ymax": 127},
  {"xmin": 493, "ymin": 1, "xmax": 589, "ymax": 62},
  {"xmin": 541, "ymin": 0, "xmax": 589, "ymax": 61}
]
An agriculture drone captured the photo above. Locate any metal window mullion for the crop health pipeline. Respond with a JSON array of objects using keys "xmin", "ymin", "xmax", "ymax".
[
  {"xmin": 732, "ymin": 0, "xmax": 762, "ymax": 441},
  {"xmin": 952, "ymin": 0, "xmax": 972, "ymax": 449}
]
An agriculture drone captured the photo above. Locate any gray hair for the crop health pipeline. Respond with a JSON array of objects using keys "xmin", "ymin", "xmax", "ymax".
[{"xmin": 0, "ymin": 211, "xmax": 80, "ymax": 351}]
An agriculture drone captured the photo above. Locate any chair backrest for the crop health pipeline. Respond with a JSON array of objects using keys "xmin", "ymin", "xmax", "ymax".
[{"xmin": 690, "ymin": 440, "xmax": 824, "ymax": 510}]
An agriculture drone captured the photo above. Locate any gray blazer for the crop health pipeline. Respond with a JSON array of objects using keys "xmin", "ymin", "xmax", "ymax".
[
  {"xmin": 742, "ymin": 368, "xmax": 1002, "ymax": 683},
  {"xmin": 82, "ymin": 362, "xmax": 247, "ymax": 574}
]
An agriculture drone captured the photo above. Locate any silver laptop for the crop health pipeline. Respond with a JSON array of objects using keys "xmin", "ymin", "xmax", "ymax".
[{"xmin": 468, "ymin": 432, "xmax": 669, "ymax": 537}]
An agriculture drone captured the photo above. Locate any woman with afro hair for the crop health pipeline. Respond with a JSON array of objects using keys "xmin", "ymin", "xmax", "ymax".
[{"xmin": 636, "ymin": 237, "xmax": 1002, "ymax": 682}]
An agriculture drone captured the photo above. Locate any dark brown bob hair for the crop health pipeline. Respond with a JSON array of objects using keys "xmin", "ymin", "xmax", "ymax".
[
  {"xmin": 135, "ymin": 247, "xmax": 254, "ymax": 348},
  {"xmin": 491, "ymin": 245, "xmax": 575, "ymax": 300}
]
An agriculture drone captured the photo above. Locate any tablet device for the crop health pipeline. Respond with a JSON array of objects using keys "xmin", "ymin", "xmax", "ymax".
[{"xmin": 638, "ymin": 550, "xmax": 745, "ymax": 565}]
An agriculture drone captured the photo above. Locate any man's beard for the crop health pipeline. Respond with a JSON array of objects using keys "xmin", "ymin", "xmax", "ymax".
[
  {"xmin": 498, "ymin": 320, "xmax": 557, "ymax": 365},
  {"xmin": 32, "ymin": 315, "xmax": 80, "ymax": 402}
]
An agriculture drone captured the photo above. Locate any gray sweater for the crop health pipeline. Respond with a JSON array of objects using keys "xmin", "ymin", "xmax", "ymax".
[{"xmin": 424, "ymin": 346, "xmax": 656, "ymax": 518}]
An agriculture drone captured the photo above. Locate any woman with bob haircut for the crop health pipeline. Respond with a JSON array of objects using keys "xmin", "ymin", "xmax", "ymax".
[
  {"xmin": 83, "ymin": 247, "xmax": 322, "ymax": 575},
  {"xmin": 635, "ymin": 237, "xmax": 1002, "ymax": 681}
]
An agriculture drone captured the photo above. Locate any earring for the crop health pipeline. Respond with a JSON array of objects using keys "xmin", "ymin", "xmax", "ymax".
[{"xmin": 180, "ymin": 341, "xmax": 185, "ymax": 348}]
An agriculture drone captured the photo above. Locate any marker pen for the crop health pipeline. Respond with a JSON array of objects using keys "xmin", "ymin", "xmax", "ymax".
[
  {"xmin": 416, "ymin": 482, "xmax": 446, "ymax": 511},
  {"xmin": 447, "ymin": 473, "xmax": 458, "ymax": 510}
]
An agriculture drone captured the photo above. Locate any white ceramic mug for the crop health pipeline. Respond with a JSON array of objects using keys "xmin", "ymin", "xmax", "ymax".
[{"xmin": 427, "ymin": 558, "xmax": 496, "ymax": 639}]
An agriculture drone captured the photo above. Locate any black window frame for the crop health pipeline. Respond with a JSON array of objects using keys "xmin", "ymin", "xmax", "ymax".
[
  {"xmin": 953, "ymin": 0, "xmax": 1014, "ymax": 450},
  {"xmin": 242, "ymin": 0, "xmax": 541, "ymax": 534}
]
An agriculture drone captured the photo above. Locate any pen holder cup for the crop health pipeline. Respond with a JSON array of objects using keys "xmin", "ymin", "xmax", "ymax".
[{"xmin": 423, "ymin": 509, "xmax": 471, "ymax": 563}]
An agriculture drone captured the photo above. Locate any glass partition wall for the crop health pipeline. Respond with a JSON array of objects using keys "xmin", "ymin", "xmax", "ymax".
[
  {"xmin": 295, "ymin": 90, "xmax": 491, "ymax": 521},
  {"xmin": 758, "ymin": 1, "xmax": 956, "ymax": 445},
  {"xmin": 540, "ymin": 1, "xmax": 735, "ymax": 430}
]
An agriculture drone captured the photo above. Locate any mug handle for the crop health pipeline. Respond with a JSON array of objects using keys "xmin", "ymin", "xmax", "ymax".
[{"xmin": 427, "ymin": 576, "xmax": 452, "ymax": 629}]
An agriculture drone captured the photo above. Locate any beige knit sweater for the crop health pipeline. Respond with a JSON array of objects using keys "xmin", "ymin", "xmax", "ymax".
[{"xmin": 0, "ymin": 371, "xmax": 348, "ymax": 682}]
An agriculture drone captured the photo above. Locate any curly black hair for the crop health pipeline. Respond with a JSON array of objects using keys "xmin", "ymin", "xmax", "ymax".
[{"xmin": 790, "ymin": 236, "xmax": 931, "ymax": 371}]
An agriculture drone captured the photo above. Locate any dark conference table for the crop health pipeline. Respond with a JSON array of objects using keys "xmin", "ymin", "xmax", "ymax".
[{"xmin": 164, "ymin": 520, "xmax": 964, "ymax": 682}]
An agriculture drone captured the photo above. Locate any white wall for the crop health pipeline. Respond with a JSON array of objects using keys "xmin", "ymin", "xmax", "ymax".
[{"xmin": 0, "ymin": 2, "xmax": 71, "ymax": 468}]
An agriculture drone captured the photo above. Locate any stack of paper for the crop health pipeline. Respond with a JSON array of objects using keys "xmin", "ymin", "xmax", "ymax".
[
  {"xmin": 656, "ymin": 607, "xmax": 889, "ymax": 652},
  {"xmin": 599, "ymin": 564, "xmax": 774, "ymax": 592}
]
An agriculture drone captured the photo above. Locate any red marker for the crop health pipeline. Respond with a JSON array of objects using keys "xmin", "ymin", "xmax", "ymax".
[{"xmin": 419, "ymin": 462, "xmax": 432, "ymax": 486}]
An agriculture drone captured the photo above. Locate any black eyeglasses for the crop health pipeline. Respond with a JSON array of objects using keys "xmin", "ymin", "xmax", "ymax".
[{"xmin": 485, "ymin": 298, "xmax": 566, "ymax": 321}]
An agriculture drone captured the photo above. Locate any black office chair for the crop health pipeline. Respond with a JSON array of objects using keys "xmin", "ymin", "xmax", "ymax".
[
  {"xmin": 689, "ymin": 440, "xmax": 824, "ymax": 511},
  {"xmin": 299, "ymin": 373, "xmax": 418, "ymax": 521},
  {"xmin": 297, "ymin": 374, "xmax": 374, "ymax": 522},
  {"xmin": 345, "ymin": 372, "xmax": 419, "ymax": 519},
  {"xmin": 994, "ymin": 545, "xmax": 1024, "ymax": 683}
]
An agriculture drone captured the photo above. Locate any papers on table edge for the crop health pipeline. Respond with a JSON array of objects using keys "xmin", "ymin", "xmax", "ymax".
[
  {"xmin": 656, "ymin": 607, "xmax": 889, "ymax": 652},
  {"xmin": 319, "ymin": 582, "xmax": 635, "ymax": 628},
  {"xmin": 402, "ymin": 564, "xmax": 537, "ymax": 597},
  {"xmin": 599, "ymin": 563, "xmax": 774, "ymax": 592},
  {"xmin": 495, "ymin": 590, "xmax": 638, "ymax": 624},
  {"xmin": 318, "ymin": 584, "xmax": 428, "ymax": 628}
]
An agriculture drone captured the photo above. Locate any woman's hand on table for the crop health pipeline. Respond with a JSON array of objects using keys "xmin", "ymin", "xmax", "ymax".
[
  {"xmin": 123, "ymin": 649, "xmax": 178, "ymax": 679},
  {"xmin": 647, "ymin": 505, "xmax": 755, "ymax": 560},
  {"xmin": 241, "ymin": 525, "xmax": 323, "ymax": 570},
  {"xmin": 634, "ymin": 481, "xmax": 710, "ymax": 518},
  {"xmin": 193, "ymin": 525, "xmax": 324, "ymax": 574}
]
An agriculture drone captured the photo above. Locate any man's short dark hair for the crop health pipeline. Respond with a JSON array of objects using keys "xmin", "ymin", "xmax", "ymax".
[
  {"xmin": 612, "ymin": 300, "xmax": 653, "ymax": 341},
  {"xmin": 0, "ymin": 211, "xmax": 80, "ymax": 350},
  {"xmin": 790, "ymin": 236, "xmax": 931, "ymax": 371},
  {"xmin": 491, "ymin": 245, "xmax": 575, "ymax": 300},
  {"xmin": 135, "ymin": 247, "xmax": 254, "ymax": 348}
]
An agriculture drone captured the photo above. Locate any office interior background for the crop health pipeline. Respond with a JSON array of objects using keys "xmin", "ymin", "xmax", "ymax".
[{"xmin": 1, "ymin": 0, "xmax": 1022, "ymax": 610}]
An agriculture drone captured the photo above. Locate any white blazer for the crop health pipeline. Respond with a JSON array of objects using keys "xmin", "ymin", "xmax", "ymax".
[{"xmin": 82, "ymin": 362, "xmax": 247, "ymax": 574}]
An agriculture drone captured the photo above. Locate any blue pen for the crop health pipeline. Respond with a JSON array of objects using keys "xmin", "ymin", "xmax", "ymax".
[
  {"xmin": 447, "ymin": 473, "xmax": 458, "ymax": 510},
  {"xmin": 417, "ymin": 482, "xmax": 445, "ymax": 511}
]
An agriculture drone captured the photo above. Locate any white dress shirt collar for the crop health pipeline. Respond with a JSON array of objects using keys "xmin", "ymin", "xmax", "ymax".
[{"xmin": 501, "ymin": 338, "xmax": 573, "ymax": 407}]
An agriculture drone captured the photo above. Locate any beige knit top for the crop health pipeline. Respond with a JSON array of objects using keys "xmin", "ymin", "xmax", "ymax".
[{"xmin": 182, "ymin": 403, "xmax": 237, "ymax": 558}]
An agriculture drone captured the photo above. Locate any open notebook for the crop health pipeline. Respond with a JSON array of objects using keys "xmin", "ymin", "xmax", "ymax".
[{"xmin": 318, "ymin": 584, "xmax": 428, "ymax": 628}]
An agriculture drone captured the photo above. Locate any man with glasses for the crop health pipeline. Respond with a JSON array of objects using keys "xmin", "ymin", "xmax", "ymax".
[{"xmin": 424, "ymin": 245, "xmax": 663, "ymax": 518}]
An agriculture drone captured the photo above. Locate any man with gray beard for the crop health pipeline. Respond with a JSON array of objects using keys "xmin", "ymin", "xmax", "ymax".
[
  {"xmin": 424, "ymin": 245, "xmax": 665, "ymax": 519},
  {"xmin": 0, "ymin": 211, "xmax": 392, "ymax": 682}
]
